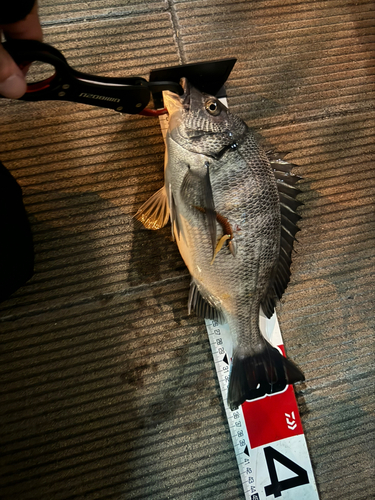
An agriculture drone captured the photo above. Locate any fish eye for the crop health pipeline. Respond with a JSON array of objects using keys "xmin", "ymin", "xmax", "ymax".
[{"xmin": 205, "ymin": 99, "xmax": 221, "ymax": 116}]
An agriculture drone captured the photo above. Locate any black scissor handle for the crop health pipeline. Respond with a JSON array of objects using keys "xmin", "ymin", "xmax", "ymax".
[
  {"xmin": 1, "ymin": 39, "xmax": 154, "ymax": 114},
  {"xmin": 1, "ymin": 40, "xmax": 235, "ymax": 114}
]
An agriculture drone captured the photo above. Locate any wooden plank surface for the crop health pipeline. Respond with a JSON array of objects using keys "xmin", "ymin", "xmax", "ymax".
[{"xmin": 0, "ymin": 1, "xmax": 374, "ymax": 499}]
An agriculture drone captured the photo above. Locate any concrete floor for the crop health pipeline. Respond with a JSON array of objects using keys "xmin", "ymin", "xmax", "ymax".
[{"xmin": 0, "ymin": 1, "xmax": 374, "ymax": 499}]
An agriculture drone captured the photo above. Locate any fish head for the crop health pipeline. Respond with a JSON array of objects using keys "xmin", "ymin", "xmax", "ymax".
[{"xmin": 162, "ymin": 79, "xmax": 247, "ymax": 158}]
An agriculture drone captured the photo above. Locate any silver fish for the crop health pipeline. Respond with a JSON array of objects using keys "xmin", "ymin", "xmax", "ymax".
[{"xmin": 136, "ymin": 81, "xmax": 304, "ymax": 410}]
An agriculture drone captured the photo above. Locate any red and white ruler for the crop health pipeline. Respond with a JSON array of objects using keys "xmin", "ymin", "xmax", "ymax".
[
  {"xmin": 205, "ymin": 314, "xmax": 319, "ymax": 500},
  {"xmin": 158, "ymin": 102, "xmax": 319, "ymax": 500}
]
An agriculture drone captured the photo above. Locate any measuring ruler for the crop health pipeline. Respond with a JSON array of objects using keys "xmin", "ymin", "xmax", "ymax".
[
  {"xmin": 158, "ymin": 99, "xmax": 319, "ymax": 500},
  {"xmin": 206, "ymin": 314, "xmax": 319, "ymax": 500}
]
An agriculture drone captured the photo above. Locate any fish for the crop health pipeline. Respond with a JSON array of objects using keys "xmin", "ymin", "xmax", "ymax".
[{"xmin": 135, "ymin": 80, "xmax": 305, "ymax": 410}]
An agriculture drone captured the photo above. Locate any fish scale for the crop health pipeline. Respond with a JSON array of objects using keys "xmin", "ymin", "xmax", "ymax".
[
  {"xmin": 207, "ymin": 147, "xmax": 279, "ymax": 342},
  {"xmin": 135, "ymin": 80, "xmax": 304, "ymax": 411}
]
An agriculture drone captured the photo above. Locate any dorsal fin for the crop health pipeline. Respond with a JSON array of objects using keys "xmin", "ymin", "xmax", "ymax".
[
  {"xmin": 273, "ymin": 170, "xmax": 302, "ymax": 185},
  {"xmin": 261, "ymin": 153, "xmax": 303, "ymax": 318}
]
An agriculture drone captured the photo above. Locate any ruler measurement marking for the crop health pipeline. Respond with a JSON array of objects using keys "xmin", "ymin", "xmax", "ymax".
[{"xmin": 205, "ymin": 318, "xmax": 319, "ymax": 499}]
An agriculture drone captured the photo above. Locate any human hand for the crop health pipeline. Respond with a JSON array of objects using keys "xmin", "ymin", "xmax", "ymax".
[{"xmin": 0, "ymin": 1, "xmax": 42, "ymax": 98}]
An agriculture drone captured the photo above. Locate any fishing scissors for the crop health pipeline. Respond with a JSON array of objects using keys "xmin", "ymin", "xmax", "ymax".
[{"xmin": 1, "ymin": 40, "xmax": 236, "ymax": 115}]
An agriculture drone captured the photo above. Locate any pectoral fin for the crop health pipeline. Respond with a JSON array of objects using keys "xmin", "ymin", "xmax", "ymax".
[
  {"xmin": 180, "ymin": 162, "xmax": 217, "ymax": 253},
  {"xmin": 134, "ymin": 186, "xmax": 169, "ymax": 230},
  {"xmin": 203, "ymin": 163, "xmax": 217, "ymax": 253},
  {"xmin": 168, "ymin": 183, "xmax": 181, "ymax": 241}
]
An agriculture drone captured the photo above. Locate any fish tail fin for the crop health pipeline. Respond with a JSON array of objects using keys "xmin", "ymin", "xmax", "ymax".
[{"xmin": 227, "ymin": 343, "xmax": 304, "ymax": 411}]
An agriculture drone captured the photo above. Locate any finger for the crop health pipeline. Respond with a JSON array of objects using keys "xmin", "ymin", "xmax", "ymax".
[
  {"xmin": 0, "ymin": 2, "xmax": 42, "ymax": 98},
  {"xmin": 1, "ymin": 2, "xmax": 43, "ymax": 42},
  {"xmin": 0, "ymin": 43, "xmax": 27, "ymax": 98}
]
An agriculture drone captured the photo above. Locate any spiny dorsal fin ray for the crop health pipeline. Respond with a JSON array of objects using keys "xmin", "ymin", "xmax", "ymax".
[
  {"xmin": 281, "ymin": 224, "xmax": 298, "ymax": 248},
  {"xmin": 279, "ymin": 192, "xmax": 303, "ymax": 212},
  {"xmin": 280, "ymin": 234, "xmax": 294, "ymax": 256},
  {"xmin": 280, "ymin": 203, "xmax": 301, "ymax": 225},
  {"xmin": 267, "ymin": 151, "xmax": 298, "ymax": 174},
  {"xmin": 281, "ymin": 214, "xmax": 301, "ymax": 238},
  {"xmin": 270, "ymin": 159, "xmax": 294, "ymax": 173},
  {"xmin": 276, "ymin": 180, "xmax": 302, "ymax": 198},
  {"xmin": 273, "ymin": 170, "xmax": 302, "ymax": 185}
]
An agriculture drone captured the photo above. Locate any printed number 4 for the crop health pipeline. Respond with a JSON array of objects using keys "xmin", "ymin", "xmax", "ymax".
[{"xmin": 264, "ymin": 446, "xmax": 309, "ymax": 498}]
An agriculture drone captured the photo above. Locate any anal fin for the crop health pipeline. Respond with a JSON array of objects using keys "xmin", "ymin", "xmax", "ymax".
[{"xmin": 188, "ymin": 281, "xmax": 225, "ymax": 324}]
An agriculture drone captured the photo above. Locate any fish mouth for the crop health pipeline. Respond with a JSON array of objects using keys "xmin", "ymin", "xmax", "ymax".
[
  {"xmin": 180, "ymin": 78, "xmax": 192, "ymax": 110},
  {"xmin": 180, "ymin": 77, "xmax": 226, "ymax": 115},
  {"xmin": 180, "ymin": 78, "xmax": 213, "ymax": 114}
]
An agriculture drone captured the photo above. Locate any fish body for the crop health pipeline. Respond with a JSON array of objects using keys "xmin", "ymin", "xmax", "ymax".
[{"xmin": 136, "ymin": 82, "xmax": 304, "ymax": 409}]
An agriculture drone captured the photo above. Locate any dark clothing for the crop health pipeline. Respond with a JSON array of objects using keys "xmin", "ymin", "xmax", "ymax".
[
  {"xmin": 0, "ymin": 163, "xmax": 34, "ymax": 301},
  {"xmin": 0, "ymin": 2, "xmax": 36, "ymax": 301},
  {"xmin": 0, "ymin": 0, "xmax": 36, "ymax": 25}
]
